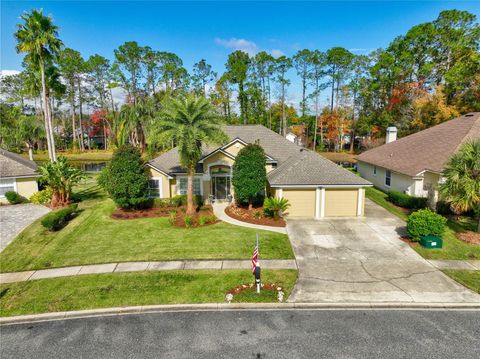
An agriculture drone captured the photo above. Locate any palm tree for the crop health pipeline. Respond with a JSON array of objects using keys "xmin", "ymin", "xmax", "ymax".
[
  {"xmin": 153, "ymin": 96, "xmax": 227, "ymax": 215},
  {"xmin": 439, "ymin": 140, "xmax": 480, "ymax": 232},
  {"xmin": 15, "ymin": 9, "xmax": 63, "ymax": 162}
]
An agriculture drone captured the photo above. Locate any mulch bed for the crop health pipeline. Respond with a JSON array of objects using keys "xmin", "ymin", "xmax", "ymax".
[
  {"xmin": 111, "ymin": 206, "xmax": 176, "ymax": 219},
  {"xmin": 226, "ymin": 283, "xmax": 283, "ymax": 296},
  {"xmin": 456, "ymin": 231, "xmax": 480, "ymax": 246},
  {"xmin": 111, "ymin": 205, "xmax": 219, "ymax": 228},
  {"xmin": 225, "ymin": 205, "xmax": 286, "ymax": 227}
]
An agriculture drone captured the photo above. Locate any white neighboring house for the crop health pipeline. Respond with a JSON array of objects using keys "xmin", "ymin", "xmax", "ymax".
[
  {"xmin": 0, "ymin": 149, "xmax": 39, "ymax": 204},
  {"xmin": 285, "ymin": 132, "xmax": 303, "ymax": 146},
  {"xmin": 356, "ymin": 112, "xmax": 480, "ymax": 207}
]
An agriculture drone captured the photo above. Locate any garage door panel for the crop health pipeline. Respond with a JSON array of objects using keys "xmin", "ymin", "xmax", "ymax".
[
  {"xmin": 325, "ymin": 189, "xmax": 357, "ymax": 217},
  {"xmin": 283, "ymin": 189, "xmax": 316, "ymax": 217}
]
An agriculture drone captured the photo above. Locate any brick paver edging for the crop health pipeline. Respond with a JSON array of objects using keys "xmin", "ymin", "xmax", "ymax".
[{"xmin": 0, "ymin": 259, "xmax": 298, "ymax": 284}]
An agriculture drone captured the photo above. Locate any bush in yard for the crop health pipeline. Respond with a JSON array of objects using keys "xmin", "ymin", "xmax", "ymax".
[
  {"xmin": 387, "ymin": 191, "xmax": 427, "ymax": 209},
  {"xmin": 407, "ymin": 208, "xmax": 447, "ymax": 241},
  {"xmin": 5, "ymin": 191, "xmax": 26, "ymax": 204},
  {"xmin": 264, "ymin": 197, "xmax": 290, "ymax": 219},
  {"xmin": 184, "ymin": 215, "xmax": 193, "ymax": 228},
  {"xmin": 170, "ymin": 194, "xmax": 203, "ymax": 208},
  {"xmin": 198, "ymin": 215, "xmax": 208, "ymax": 226},
  {"xmin": 232, "ymin": 143, "xmax": 267, "ymax": 209},
  {"xmin": 41, "ymin": 203, "xmax": 78, "ymax": 231},
  {"xmin": 98, "ymin": 145, "xmax": 150, "ymax": 209},
  {"xmin": 168, "ymin": 210, "xmax": 177, "ymax": 226},
  {"xmin": 30, "ymin": 188, "xmax": 53, "ymax": 205}
]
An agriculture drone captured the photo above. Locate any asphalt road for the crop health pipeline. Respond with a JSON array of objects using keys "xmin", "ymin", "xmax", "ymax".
[{"xmin": 1, "ymin": 310, "xmax": 479, "ymax": 358}]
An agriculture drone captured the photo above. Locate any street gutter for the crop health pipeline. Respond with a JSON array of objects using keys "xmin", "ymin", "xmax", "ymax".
[{"xmin": 1, "ymin": 302, "xmax": 480, "ymax": 325}]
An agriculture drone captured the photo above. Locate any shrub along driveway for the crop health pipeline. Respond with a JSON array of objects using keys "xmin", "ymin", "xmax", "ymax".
[
  {"xmin": 0, "ymin": 204, "xmax": 50, "ymax": 252},
  {"xmin": 286, "ymin": 199, "xmax": 480, "ymax": 303}
]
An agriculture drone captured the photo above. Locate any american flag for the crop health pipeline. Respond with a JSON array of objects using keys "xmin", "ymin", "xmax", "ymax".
[{"xmin": 252, "ymin": 235, "xmax": 259, "ymax": 273}]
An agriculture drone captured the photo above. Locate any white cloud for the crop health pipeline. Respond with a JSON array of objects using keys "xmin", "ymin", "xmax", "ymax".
[
  {"xmin": 215, "ymin": 37, "xmax": 259, "ymax": 55},
  {"xmin": 0, "ymin": 69, "xmax": 21, "ymax": 77},
  {"xmin": 270, "ymin": 49, "xmax": 285, "ymax": 58}
]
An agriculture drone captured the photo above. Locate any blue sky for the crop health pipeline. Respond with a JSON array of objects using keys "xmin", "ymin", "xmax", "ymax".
[{"xmin": 2, "ymin": 1, "xmax": 479, "ymax": 108}]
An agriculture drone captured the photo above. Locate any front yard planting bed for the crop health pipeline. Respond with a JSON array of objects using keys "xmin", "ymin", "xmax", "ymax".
[
  {"xmin": 0, "ymin": 269, "xmax": 298, "ymax": 317},
  {"xmin": 442, "ymin": 270, "xmax": 480, "ymax": 294},
  {"xmin": 225, "ymin": 205, "xmax": 286, "ymax": 227}
]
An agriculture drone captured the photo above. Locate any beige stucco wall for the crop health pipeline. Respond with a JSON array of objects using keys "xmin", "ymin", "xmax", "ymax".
[
  {"xmin": 282, "ymin": 189, "xmax": 316, "ymax": 217},
  {"xmin": 16, "ymin": 177, "xmax": 39, "ymax": 200},
  {"xmin": 224, "ymin": 141, "xmax": 245, "ymax": 156},
  {"xmin": 202, "ymin": 152, "xmax": 234, "ymax": 173},
  {"xmin": 149, "ymin": 168, "xmax": 171, "ymax": 198},
  {"xmin": 423, "ymin": 171, "xmax": 441, "ymax": 207},
  {"xmin": 357, "ymin": 161, "xmax": 416, "ymax": 195},
  {"xmin": 324, "ymin": 189, "xmax": 358, "ymax": 217}
]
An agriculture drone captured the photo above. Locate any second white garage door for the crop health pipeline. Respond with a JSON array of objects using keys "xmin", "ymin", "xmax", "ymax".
[{"xmin": 324, "ymin": 189, "xmax": 358, "ymax": 217}]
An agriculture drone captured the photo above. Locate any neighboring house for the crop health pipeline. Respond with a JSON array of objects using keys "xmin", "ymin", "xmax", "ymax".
[
  {"xmin": 148, "ymin": 125, "xmax": 371, "ymax": 218},
  {"xmin": 356, "ymin": 112, "xmax": 480, "ymax": 206},
  {"xmin": 0, "ymin": 149, "xmax": 39, "ymax": 203}
]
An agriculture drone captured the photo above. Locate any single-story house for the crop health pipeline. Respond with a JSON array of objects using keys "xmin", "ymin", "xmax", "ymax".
[
  {"xmin": 147, "ymin": 125, "xmax": 371, "ymax": 218},
  {"xmin": 0, "ymin": 149, "xmax": 39, "ymax": 203},
  {"xmin": 356, "ymin": 112, "xmax": 480, "ymax": 206}
]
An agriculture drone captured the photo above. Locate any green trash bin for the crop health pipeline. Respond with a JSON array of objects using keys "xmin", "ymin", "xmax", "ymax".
[{"xmin": 420, "ymin": 235, "xmax": 443, "ymax": 249}]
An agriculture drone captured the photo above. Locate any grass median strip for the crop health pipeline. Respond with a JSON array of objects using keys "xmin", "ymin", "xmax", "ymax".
[
  {"xmin": 442, "ymin": 270, "xmax": 480, "ymax": 294},
  {"xmin": 0, "ymin": 269, "xmax": 298, "ymax": 317}
]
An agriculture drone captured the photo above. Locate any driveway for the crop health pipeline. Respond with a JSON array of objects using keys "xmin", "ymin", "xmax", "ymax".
[
  {"xmin": 287, "ymin": 199, "xmax": 480, "ymax": 303},
  {"xmin": 0, "ymin": 204, "xmax": 50, "ymax": 252}
]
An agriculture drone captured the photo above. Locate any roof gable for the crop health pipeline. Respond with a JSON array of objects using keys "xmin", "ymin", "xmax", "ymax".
[
  {"xmin": 356, "ymin": 113, "xmax": 480, "ymax": 176},
  {"xmin": 0, "ymin": 149, "xmax": 38, "ymax": 178}
]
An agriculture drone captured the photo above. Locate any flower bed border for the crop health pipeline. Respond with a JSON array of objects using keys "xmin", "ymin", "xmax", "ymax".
[{"xmin": 225, "ymin": 205, "xmax": 286, "ymax": 227}]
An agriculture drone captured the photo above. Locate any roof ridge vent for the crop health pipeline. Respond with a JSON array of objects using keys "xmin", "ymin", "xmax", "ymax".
[{"xmin": 464, "ymin": 113, "xmax": 474, "ymax": 117}]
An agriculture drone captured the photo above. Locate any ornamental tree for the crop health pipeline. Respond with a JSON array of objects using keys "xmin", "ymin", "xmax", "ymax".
[
  {"xmin": 232, "ymin": 143, "xmax": 267, "ymax": 209},
  {"xmin": 98, "ymin": 144, "xmax": 149, "ymax": 209}
]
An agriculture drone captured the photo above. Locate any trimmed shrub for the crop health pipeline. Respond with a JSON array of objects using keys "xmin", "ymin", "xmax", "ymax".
[
  {"xmin": 206, "ymin": 214, "xmax": 217, "ymax": 223},
  {"xmin": 5, "ymin": 191, "xmax": 26, "ymax": 204},
  {"xmin": 30, "ymin": 188, "xmax": 53, "ymax": 205},
  {"xmin": 184, "ymin": 215, "xmax": 193, "ymax": 228},
  {"xmin": 232, "ymin": 143, "xmax": 267, "ymax": 208},
  {"xmin": 253, "ymin": 210, "xmax": 262, "ymax": 219},
  {"xmin": 41, "ymin": 204, "xmax": 78, "ymax": 231},
  {"xmin": 98, "ymin": 145, "xmax": 149, "ymax": 209},
  {"xmin": 198, "ymin": 215, "xmax": 208, "ymax": 226},
  {"xmin": 168, "ymin": 210, "xmax": 177, "ymax": 226},
  {"xmin": 264, "ymin": 197, "xmax": 290, "ymax": 219},
  {"xmin": 407, "ymin": 208, "xmax": 447, "ymax": 241},
  {"xmin": 152, "ymin": 198, "xmax": 170, "ymax": 208},
  {"xmin": 387, "ymin": 191, "xmax": 427, "ymax": 209},
  {"xmin": 170, "ymin": 194, "xmax": 203, "ymax": 208}
]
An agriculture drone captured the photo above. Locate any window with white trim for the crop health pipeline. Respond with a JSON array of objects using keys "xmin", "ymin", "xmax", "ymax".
[
  {"xmin": 148, "ymin": 178, "xmax": 161, "ymax": 198},
  {"xmin": 373, "ymin": 166, "xmax": 377, "ymax": 176},
  {"xmin": 385, "ymin": 170, "xmax": 392, "ymax": 187},
  {"xmin": 178, "ymin": 177, "xmax": 201, "ymax": 195},
  {"xmin": 0, "ymin": 179, "xmax": 15, "ymax": 196}
]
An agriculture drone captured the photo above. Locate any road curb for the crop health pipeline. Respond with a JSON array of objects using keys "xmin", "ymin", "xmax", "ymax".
[{"xmin": 1, "ymin": 302, "xmax": 479, "ymax": 325}]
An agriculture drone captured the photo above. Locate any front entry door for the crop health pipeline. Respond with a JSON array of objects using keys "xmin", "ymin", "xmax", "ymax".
[{"xmin": 213, "ymin": 176, "xmax": 230, "ymax": 199}]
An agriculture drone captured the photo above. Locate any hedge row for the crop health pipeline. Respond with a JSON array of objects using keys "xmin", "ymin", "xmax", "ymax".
[
  {"xmin": 387, "ymin": 191, "xmax": 428, "ymax": 209},
  {"xmin": 406, "ymin": 208, "xmax": 447, "ymax": 241},
  {"xmin": 41, "ymin": 204, "xmax": 78, "ymax": 231}
]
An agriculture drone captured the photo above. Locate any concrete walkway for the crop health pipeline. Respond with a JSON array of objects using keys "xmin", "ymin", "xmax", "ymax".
[
  {"xmin": 0, "ymin": 259, "xmax": 297, "ymax": 284},
  {"xmin": 0, "ymin": 204, "xmax": 50, "ymax": 252},
  {"xmin": 212, "ymin": 202, "xmax": 287, "ymax": 234}
]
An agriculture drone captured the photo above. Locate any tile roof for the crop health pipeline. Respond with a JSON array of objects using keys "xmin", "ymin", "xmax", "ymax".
[
  {"xmin": 356, "ymin": 112, "xmax": 480, "ymax": 176},
  {"xmin": 149, "ymin": 125, "xmax": 371, "ymax": 187},
  {"xmin": 267, "ymin": 149, "xmax": 371, "ymax": 186},
  {"xmin": 0, "ymin": 148, "xmax": 38, "ymax": 178}
]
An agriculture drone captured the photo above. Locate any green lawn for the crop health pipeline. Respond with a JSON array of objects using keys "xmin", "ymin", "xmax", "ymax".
[
  {"xmin": 0, "ymin": 175, "xmax": 294, "ymax": 273},
  {"xmin": 0, "ymin": 269, "xmax": 298, "ymax": 317},
  {"xmin": 28, "ymin": 150, "xmax": 113, "ymax": 162},
  {"xmin": 442, "ymin": 270, "xmax": 480, "ymax": 294},
  {"xmin": 365, "ymin": 186, "xmax": 479, "ymax": 260}
]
